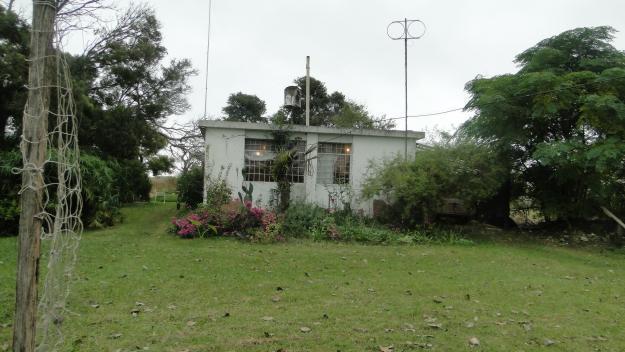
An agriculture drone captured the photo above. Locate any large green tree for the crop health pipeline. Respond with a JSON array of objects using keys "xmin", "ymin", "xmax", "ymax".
[
  {"xmin": 462, "ymin": 26, "xmax": 625, "ymax": 221},
  {"xmin": 76, "ymin": 5, "xmax": 195, "ymax": 162},
  {"xmin": 277, "ymin": 76, "xmax": 393, "ymax": 129},
  {"xmin": 222, "ymin": 92, "xmax": 267, "ymax": 122},
  {"xmin": 0, "ymin": 5, "xmax": 29, "ymax": 149}
]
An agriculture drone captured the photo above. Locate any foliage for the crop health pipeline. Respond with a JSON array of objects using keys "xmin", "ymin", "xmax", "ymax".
[
  {"xmin": 311, "ymin": 216, "xmax": 341, "ymax": 241},
  {"xmin": 171, "ymin": 200, "xmax": 282, "ymax": 242},
  {"xmin": 205, "ymin": 166, "xmax": 232, "ymax": 209},
  {"xmin": 147, "ymin": 155, "xmax": 174, "ymax": 176},
  {"xmin": 462, "ymin": 26, "xmax": 625, "ymax": 221},
  {"xmin": 269, "ymin": 125, "xmax": 302, "ymax": 212},
  {"xmin": 112, "ymin": 158, "xmax": 151, "ymax": 203},
  {"xmin": 331, "ymin": 102, "xmax": 395, "ymax": 130},
  {"xmin": 0, "ymin": 5, "xmax": 29, "ymax": 150},
  {"xmin": 362, "ymin": 142, "xmax": 507, "ymax": 227},
  {"xmin": 222, "ymin": 92, "xmax": 267, "ymax": 123},
  {"xmin": 80, "ymin": 153, "xmax": 123, "ymax": 228},
  {"xmin": 276, "ymin": 76, "xmax": 392, "ymax": 129},
  {"xmin": 0, "ymin": 149, "xmax": 21, "ymax": 235},
  {"xmin": 176, "ymin": 166, "xmax": 204, "ymax": 208},
  {"xmin": 282, "ymin": 202, "xmax": 328, "ymax": 238},
  {"xmin": 238, "ymin": 183, "xmax": 254, "ymax": 204}
]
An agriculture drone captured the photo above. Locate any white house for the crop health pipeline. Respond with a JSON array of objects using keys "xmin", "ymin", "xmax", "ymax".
[{"xmin": 199, "ymin": 120, "xmax": 425, "ymax": 215}]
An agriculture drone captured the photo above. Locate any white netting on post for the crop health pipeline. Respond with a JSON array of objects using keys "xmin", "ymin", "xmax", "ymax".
[{"xmin": 13, "ymin": 1, "xmax": 83, "ymax": 350}]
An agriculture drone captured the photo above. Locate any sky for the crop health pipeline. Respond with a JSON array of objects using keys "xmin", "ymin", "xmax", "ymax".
[{"xmin": 8, "ymin": 0, "xmax": 625, "ymax": 134}]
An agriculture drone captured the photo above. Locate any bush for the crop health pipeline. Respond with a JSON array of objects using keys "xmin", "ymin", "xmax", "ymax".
[
  {"xmin": 177, "ymin": 166, "xmax": 204, "ymax": 208},
  {"xmin": 282, "ymin": 202, "xmax": 328, "ymax": 237},
  {"xmin": 171, "ymin": 200, "xmax": 284, "ymax": 242},
  {"xmin": 81, "ymin": 153, "xmax": 123, "ymax": 228},
  {"xmin": 362, "ymin": 142, "xmax": 506, "ymax": 227},
  {"xmin": 113, "ymin": 159, "xmax": 151, "ymax": 202},
  {"xmin": 0, "ymin": 150, "xmax": 21, "ymax": 236}
]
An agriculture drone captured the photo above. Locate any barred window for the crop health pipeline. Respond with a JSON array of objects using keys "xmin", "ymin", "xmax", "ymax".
[
  {"xmin": 243, "ymin": 139, "xmax": 305, "ymax": 183},
  {"xmin": 317, "ymin": 142, "xmax": 351, "ymax": 184}
]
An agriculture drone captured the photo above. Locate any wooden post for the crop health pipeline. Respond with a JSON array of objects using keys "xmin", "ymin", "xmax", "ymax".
[{"xmin": 13, "ymin": 1, "xmax": 56, "ymax": 351}]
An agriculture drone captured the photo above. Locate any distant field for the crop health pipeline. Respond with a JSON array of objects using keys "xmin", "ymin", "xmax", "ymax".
[
  {"xmin": 150, "ymin": 176, "xmax": 178, "ymax": 202},
  {"xmin": 1, "ymin": 204, "xmax": 624, "ymax": 351}
]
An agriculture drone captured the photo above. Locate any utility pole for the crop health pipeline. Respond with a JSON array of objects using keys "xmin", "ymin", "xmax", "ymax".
[
  {"xmin": 387, "ymin": 18, "xmax": 426, "ymax": 160},
  {"xmin": 306, "ymin": 56, "xmax": 310, "ymax": 127},
  {"xmin": 13, "ymin": 1, "xmax": 57, "ymax": 351}
]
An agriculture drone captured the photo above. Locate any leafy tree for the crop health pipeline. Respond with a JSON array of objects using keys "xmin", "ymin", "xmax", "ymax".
[
  {"xmin": 147, "ymin": 155, "xmax": 174, "ymax": 176},
  {"xmin": 222, "ymin": 92, "xmax": 267, "ymax": 122},
  {"xmin": 362, "ymin": 141, "xmax": 506, "ymax": 227},
  {"xmin": 0, "ymin": 5, "xmax": 29, "ymax": 149},
  {"xmin": 78, "ymin": 5, "xmax": 196, "ymax": 162},
  {"xmin": 277, "ymin": 76, "xmax": 392, "ymax": 129},
  {"xmin": 462, "ymin": 26, "xmax": 625, "ymax": 221},
  {"xmin": 332, "ymin": 102, "xmax": 396, "ymax": 130}
]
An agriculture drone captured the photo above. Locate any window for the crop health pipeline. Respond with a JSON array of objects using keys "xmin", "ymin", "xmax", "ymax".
[
  {"xmin": 317, "ymin": 142, "xmax": 351, "ymax": 184},
  {"xmin": 243, "ymin": 139, "xmax": 305, "ymax": 183}
]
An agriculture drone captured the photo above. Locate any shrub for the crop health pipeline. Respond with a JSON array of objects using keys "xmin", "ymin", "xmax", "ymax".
[
  {"xmin": 0, "ymin": 149, "xmax": 21, "ymax": 236},
  {"xmin": 311, "ymin": 216, "xmax": 341, "ymax": 241},
  {"xmin": 171, "ymin": 199, "xmax": 283, "ymax": 242},
  {"xmin": 81, "ymin": 153, "xmax": 123, "ymax": 228},
  {"xmin": 338, "ymin": 223, "xmax": 398, "ymax": 243},
  {"xmin": 206, "ymin": 169, "xmax": 232, "ymax": 209},
  {"xmin": 362, "ymin": 142, "xmax": 506, "ymax": 227},
  {"xmin": 177, "ymin": 166, "xmax": 204, "ymax": 208},
  {"xmin": 283, "ymin": 202, "xmax": 328, "ymax": 237},
  {"xmin": 112, "ymin": 159, "xmax": 151, "ymax": 203}
]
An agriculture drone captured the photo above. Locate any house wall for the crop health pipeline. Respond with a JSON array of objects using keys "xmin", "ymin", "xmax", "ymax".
[{"xmin": 204, "ymin": 128, "xmax": 416, "ymax": 215}]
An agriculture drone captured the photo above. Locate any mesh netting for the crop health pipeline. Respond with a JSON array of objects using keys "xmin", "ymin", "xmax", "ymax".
[{"xmin": 14, "ymin": 1, "xmax": 83, "ymax": 350}]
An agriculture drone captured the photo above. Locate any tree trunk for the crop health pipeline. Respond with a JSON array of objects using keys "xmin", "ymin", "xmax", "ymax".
[{"xmin": 13, "ymin": 2, "xmax": 56, "ymax": 351}]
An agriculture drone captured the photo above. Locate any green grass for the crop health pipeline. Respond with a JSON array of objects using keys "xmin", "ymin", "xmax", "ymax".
[{"xmin": 1, "ymin": 204, "xmax": 624, "ymax": 351}]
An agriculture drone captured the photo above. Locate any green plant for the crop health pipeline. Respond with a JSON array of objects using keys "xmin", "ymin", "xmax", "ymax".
[
  {"xmin": 80, "ymin": 153, "xmax": 123, "ymax": 228},
  {"xmin": 362, "ymin": 142, "xmax": 506, "ymax": 227},
  {"xmin": 205, "ymin": 166, "xmax": 233, "ymax": 209},
  {"xmin": 338, "ymin": 223, "xmax": 398, "ymax": 244},
  {"xmin": 311, "ymin": 216, "xmax": 340, "ymax": 241},
  {"xmin": 238, "ymin": 183, "xmax": 254, "ymax": 204},
  {"xmin": 282, "ymin": 202, "xmax": 328, "ymax": 237},
  {"xmin": 177, "ymin": 166, "xmax": 204, "ymax": 208}
]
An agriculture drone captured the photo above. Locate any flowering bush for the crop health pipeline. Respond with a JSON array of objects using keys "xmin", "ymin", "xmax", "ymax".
[
  {"xmin": 171, "ymin": 211, "xmax": 217, "ymax": 239},
  {"xmin": 170, "ymin": 199, "xmax": 284, "ymax": 242}
]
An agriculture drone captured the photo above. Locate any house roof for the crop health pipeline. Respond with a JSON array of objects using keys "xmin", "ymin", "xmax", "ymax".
[{"xmin": 198, "ymin": 120, "xmax": 425, "ymax": 140}]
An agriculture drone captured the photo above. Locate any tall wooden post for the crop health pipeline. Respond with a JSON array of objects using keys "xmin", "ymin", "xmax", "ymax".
[{"xmin": 13, "ymin": 1, "xmax": 57, "ymax": 351}]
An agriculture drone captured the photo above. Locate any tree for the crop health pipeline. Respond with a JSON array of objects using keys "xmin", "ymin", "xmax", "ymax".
[
  {"xmin": 222, "ymin": 92, "xmax": 267, "ymax": 122},
  {"xmin": 462, "ymin": 26, "xmax": 625, "ymax": 222},
  {"xmin": 332, "ymin": 101, "xmax": 396, "ymax": 130},
  {"xmin": 0, "ymin": 4, "xmax": 29, "ymax": 150},
  {"xmin": 164, "ymin": 119, "xmax": 204, "ymax": 173},
  {"xmin": 147, "ymin": 155, "xmax": 174, "ymax": 176},
  {"xmin": 277, "ymin": 76, "xmax": 393, "ymax": 129},
  {"xmin": 78, "ymin": 4, "xmax": 196, "ymax": 162}
]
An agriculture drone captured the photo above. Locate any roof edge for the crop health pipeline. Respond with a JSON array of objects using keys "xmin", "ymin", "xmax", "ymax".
[{"xmin": 198, "ymin": 120, "xmax": 425, "ymax": 140}]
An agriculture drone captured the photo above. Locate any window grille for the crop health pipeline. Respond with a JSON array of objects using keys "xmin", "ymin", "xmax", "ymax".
[
  {"xmin": 317, "ymin": 142, "xmax": 351, "ymax": 184},
  {"xmin": 243, "ymin": 138, "xmax": 305, "ymax": 183}
]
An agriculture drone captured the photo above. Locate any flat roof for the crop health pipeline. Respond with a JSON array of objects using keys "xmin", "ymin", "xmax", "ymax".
[{"xmin": 198, "ymin": 120, "xmax": 425, "ymax": 140}]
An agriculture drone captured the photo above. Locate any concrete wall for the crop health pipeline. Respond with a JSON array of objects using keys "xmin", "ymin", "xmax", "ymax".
[{"xmin": 204, "ymin": 128, "xmax": 416, "ymax": 215}]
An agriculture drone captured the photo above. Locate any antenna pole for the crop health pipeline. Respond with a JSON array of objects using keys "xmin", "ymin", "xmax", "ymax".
[
  {"xmin": 203, "ymin": 0, "xmax": 213, "ymax": 118},
  {"xmin": 306, "ymin": 56, "xmax": 310, "ymax": 127}
]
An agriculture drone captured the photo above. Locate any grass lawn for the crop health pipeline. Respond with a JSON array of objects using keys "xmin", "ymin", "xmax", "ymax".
[{"xmin": 1, "ymin": 203, "xmax": 624, "ymax": 351}]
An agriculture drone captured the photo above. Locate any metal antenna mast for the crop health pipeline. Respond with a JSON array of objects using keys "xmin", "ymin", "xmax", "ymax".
[
  {"xmin": 203, "ymin": 0, "xmax": 213, "ymax": 118},
  {"xmin": 387, "ymin": 18, "xmax": 426, "ymax": 159}
]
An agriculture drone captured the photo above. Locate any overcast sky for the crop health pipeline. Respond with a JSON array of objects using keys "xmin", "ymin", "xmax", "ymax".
[{"xmin": 9, "ymin": 0, "xmax": 625, "ymax": 133}]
